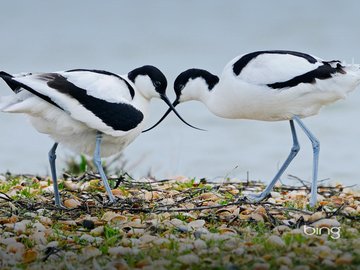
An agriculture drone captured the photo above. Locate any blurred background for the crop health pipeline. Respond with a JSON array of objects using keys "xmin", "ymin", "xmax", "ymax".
[{"xmin": 0, "ymin": 0, "xmax": 359, "ymax": 185}]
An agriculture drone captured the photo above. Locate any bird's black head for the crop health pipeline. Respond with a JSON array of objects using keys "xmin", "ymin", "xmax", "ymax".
[
  {"xmin": 128, "ymin": 65, "xmax": 167, "ymax": 96},
  {"xmin": 173, "ymin": 68, "xmax": 219, "ymax": 101}
]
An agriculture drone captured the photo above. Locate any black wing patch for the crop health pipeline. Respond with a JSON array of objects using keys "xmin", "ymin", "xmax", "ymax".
[
  {"xmin": 66, "ymin": 69, "xmax": 135, "ymax": 99},
  {"xmin": 267, "ymin": 62, "xmax": 346, "ymax": 89},
  {"xmin": 40, "ymin": 73, "xmax": 143, "ymax": 132},
  {"xmin": 233, "ymin": 50, "xmax": 318, "ymax": 76},
  {"xmin": 0, "ymin": 71, "xmax": 61, "ymax": 109}
]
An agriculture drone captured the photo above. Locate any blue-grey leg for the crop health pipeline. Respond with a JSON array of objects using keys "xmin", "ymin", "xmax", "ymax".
[
  {"xmin": 94, "ymin": 132, "xmax": 115, "ymax": 203},
  {"xmin": 48, "ymin": 142, "xmax": 64, "ymax": 207},
  {"xmin": 293, "ymin": 116, "xmax": 320, "ymax": 207},
  {"xmin": 248, "ymin": 120, "xmax": 300, "ymax": 202}
]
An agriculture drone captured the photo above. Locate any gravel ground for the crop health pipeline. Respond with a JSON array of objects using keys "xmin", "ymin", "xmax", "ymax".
[{"xmin": 0, "ymin": 173, "xmax": 359, "ymax": 270}]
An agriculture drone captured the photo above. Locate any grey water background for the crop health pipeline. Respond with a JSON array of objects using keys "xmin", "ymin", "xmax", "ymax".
[{"xmin": 0, "ymin": 0, "xmax": 359, "ymax": 186}]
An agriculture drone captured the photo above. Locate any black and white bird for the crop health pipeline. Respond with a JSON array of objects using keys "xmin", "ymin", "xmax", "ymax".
[
  {"xmin": 145, "ymin": 50, "xmax": 360, "ymax": 207},
  {"xmin": 0, "ymin": 65, "xmax": 196, "ymax": 208}
]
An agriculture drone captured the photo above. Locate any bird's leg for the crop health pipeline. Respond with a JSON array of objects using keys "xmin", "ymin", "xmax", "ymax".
[
  {"xmin": 293, "ymin": 116, "xmax": 320, "ymax": 207},
  {"xmin": 248, "ymin": 120, "xmax": 300, "ymax": 202},
  {"xmin": 94, "ymin": 132, "xmax": 115, "ymax": 204},
  {"xmin": 48, "ymin": 142, "xmax": 65, "ymax": 208}
]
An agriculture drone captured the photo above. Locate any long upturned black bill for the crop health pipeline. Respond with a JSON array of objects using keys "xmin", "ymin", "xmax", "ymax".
[{"xmin": 142, "ymin": 95, "xmax": 205, "ymax": 133}]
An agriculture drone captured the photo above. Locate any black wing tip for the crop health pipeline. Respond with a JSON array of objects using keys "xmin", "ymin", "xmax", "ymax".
[{"xmin": 0, "ymin": 71, "xmax": 22, "ymax": 93}]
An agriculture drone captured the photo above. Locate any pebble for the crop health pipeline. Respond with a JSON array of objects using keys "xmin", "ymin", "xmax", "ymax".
[
  {"xmin": 6, "ymin": 241, "xmax": 25, "ymax": 256},
  {"xmin": 232, "ymin": 247, "xmax": 245, "ymax": 256},
  {"xmin": 267, "ymin": 235, "xmax": 286, "ymax": 247},
  {"xmin": 308, "ymin": 212, "xmax": 326, "ymax": 223},
  {"xmin": 273, "ymin": 225, "xmax": 291, "ymax": 235},
  {"xmin": 250, "ymin": 213, "xmax": 264, "ymax": 222},
  {"xmin": 30, "ymin": 231, "xmax": 47, "ymax": 245},
  {"xmin": 293, "ymin": 266, "xmax": 310, "ymax": 270},
  {"xmin": 108, "ymin": 246, "xmax": 140, "ymax": 256},
  {"xmin": 12, "ymin": 220, "xmax": 31, "ymax": 234},
  {"xmin": 90, "ymin": 225, "xmax": 104, "ymax": 236},
  {"xmin": 178, "ymin": 243, "xmax": 193, "ymax": 253},
  {"xmin": 335, "ymin": 253, "xmax": 353, "ymax": 265},
  {"xmin": 253, "ymin": 263, "xmax": 270, "ymax": 270},
  {"xmin": 342, "ymin": 206, "xmax": 356, "ymax": 215},
  {"xmin": 277, "ymin": 256, "xmax": 292, "ymax": 266},
  {"xmin": 46, "ymin": 241, "xmax": 59, "ymax": 248},
  {"xmin": 188, "ymin": 219, "xmax": 205, "ymax": 229},
  {"xmin": 23, "ymin": 249, "xmax": 37, "ymax": 263},
  {"xmin": 177, "ymin": 254, "xmax": 200, "ymax": 265},
  {"xmin": 314, "ymin": 245, "xmax": 333, "ymax": 259},
  {"xmin": 311, "ymin": 218, "xmax": 340, "ymax": 228},
  {"xmin": 82, "ymin": 219, "xmax": 95, "ymax": 230},
  {"xmin": 193, "ymin": 239, "xmax": 207, "ymax": 250},
  {"xmin": 270, "ymin": 191, "xmax": 281, "ymax": 198},
  {"xmin": 218, "ymin": 227, "xmax": 237, "ymax": 235},
  {"xmin": 0, "ymin": 237, "xmax": 17, "ymax": 245},
  {"xmin": 39, "ymin": 216, "xmax": 53, "ymax": 226},
  {"xmin": 81, "ymin": 246, "xmax": 101, "ymax": 260},
  {"xmin": 63, "ymin": 198, "xmax": 82, "ymax": 208},
  {"xmin": 33, "ymin": 222, "xmax": 46, "ymax": 232},
  {"xmin": 79, "ymin": 234, "xmax": 95, "ymax": 243}
]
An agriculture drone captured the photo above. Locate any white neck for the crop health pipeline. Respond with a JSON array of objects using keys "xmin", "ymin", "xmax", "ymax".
[{"xmin": 180, "ymin": 78, "xmax": 213, "ymax": 104}]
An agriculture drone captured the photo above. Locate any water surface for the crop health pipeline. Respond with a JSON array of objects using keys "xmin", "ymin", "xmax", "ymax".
[{"xmin": 0, "ymin": 1, "xmax": 359, "ymax": 185}]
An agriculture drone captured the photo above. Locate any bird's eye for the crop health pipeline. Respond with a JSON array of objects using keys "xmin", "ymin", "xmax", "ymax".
[
  {"xmin": 178, "ymin": 84, "xmax": 185, "ymax": 91},
  {"xmin": 154, "ymin": 81, "xmax": 161, "ymax": 87}
]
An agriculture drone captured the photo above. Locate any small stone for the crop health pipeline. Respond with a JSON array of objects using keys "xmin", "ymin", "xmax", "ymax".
[
  {"xmin": 276, "ymin": 256, "xmax": 292, "ymax": 266},
  {"xmin": 218, "ymin": 227, "xmax": 237, "ymax": 234},
  {"xmin": 232, "ymin": 247, "xmax": 245, "ymax": 255},
  {"xmin": 250, "ymin": 213, "xmax": 264, "ymax": 222},
  {"xmin": 58, "ymin": 220, "xmax": 77, "ymax": 226},
  {"xmin": 308, "ymin": 212, "xmax": 326, "ymax": 223},
  {"xmin": 12, "ymin": 220, "xmax": 31, "ymax": 234},
  {"xmin": 33, "ymin": 222, "xmax": 46, "ymax": 232},
  {"xmin": 82, "ymin": 220, "xmax": 95, "ymax": 230},
  {"xmin": 80, "ymin": 234, "xmax": 95, "ymax": 243},
  {"xmin": 46, "ymin": 241, "xmax": 59, "ymax": 248},
  {"xmin": 335, "ymin": 253, "xmax": 353, "ymax": 265},
  {"xmin": 311, "ymin": 218, "xmax": 340, "ymax": 228},
  {"xmin": 270, "ymin": 191, "xmax": 281, "ymax": 198},
  {"xmin": 64, "ymin": 180, "xmax": 80, "ymax": 191},
  {"xmin": 108, "ymin": 246, "xmax": 139, "ymax": 256},
  {"xmin": 293, "ymin": 266, "xmax": 310, "ymax": 270},
  {"xmin": 139, "ymin": 235, "xmax": 157, "ymax": 244},
  {"xmin": 64, "ymin": 198, "xmax": 81, "ymax": 209},
  {"xmin": 0, "ymin": 237, "xmax": 17, "ymax": 245},
  {"xmin": 267, "ymin": 198, "xmax": 276, "ymax": 204},
  {"xmin": 342, "ymin": 206, "xmax": 356, "ymax": 215},
  {"xmin": 177, "ymin": 254, "xmax": 200, "ymax": 265},
  {"xmin": 111, "ymin": 189, "xmax": 127, "ymax": 197},
  {"xmin": 6, "ymin": 242, "xmax": 25, "ymax": 256},
  {"xmin": 267, "ymin": 235, "xmax": 286, "ymax": 247},
  {"xmin": 188, "ymin": 220, "xmax": 205, "ymax": 229},
  {"xmin": 90, "ymin": 226, "xmax": 104, "ymax": 236},
  {"xmin": 106, "ymin": 259, "xmax": 129, "ymax": 270},
  {"xmin": 81, "ymin": 246, "xmax": 101, "ymax": 260},
  {"xmin": 178, "ymin": 243, "xmax": 193, "ymax": 253},
  {"xmin": 273, "ymin": 225, "xmax": 291, "ymax": 235},
  {"xmin": 193, "ymin": 239, "xmax": 207, "ymax": 250},
  {"xmin": 30, "ymin": 231, "xmax": 47, "ymax": 245},
  {"xmin": 314, "ymin": 245, "xmax": 332, "ymax": 259},
  {"xmin": 322, "ymin": 259, "xmax": 335, "ymax": 267},
  {"xmin": 39, "ymin": 216, "xmax": 53, "ymax": 226},
  {"xmin": 23, "ymin": 249, "xmax": 37, "ymax": 263},
  {"xmin": 253, "ymin": 263, "xmax": 270, "ymax": 270},
  {"xmin": 24, "ymin": 212, "xmax": 36, "ymax": 218}
]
